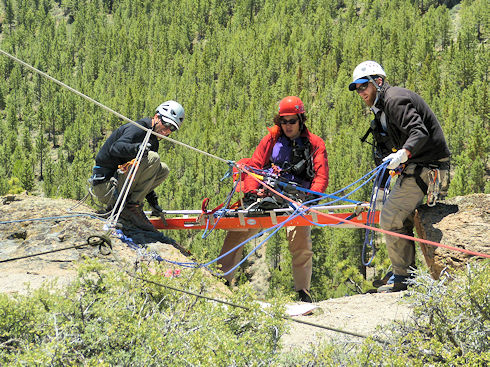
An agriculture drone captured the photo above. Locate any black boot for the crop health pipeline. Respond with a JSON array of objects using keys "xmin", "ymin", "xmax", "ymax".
[
  {"xmin": 119, "ymin": 202, "xmax": 157, "ymax": 232},
  {"xmin": 146, "ymin": 190, "xmax": 164, "ymax": 216},
  {"xmin": 298, "ymin": 289, "xmax": 313, "ymax": 303}
]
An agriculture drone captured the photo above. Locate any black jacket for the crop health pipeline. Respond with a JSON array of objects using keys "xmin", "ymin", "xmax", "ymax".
[
  {"xmin": 95, "ymin": 118, "xmax": 159, "ymax": 176},
  {"xmin": 374, "ymin": 83, "xmax": 450, "ymax": 163},
  {"xmin": 366, "ymin": 117, "xmax": 393, "ymax": 187}
]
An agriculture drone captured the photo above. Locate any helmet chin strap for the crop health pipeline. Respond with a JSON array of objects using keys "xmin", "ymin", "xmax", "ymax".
[
  {"xmin": 367, "ymin": 75, "xmax": 382, "ymax": 106},
  {"xmin": 367, "ymin": 75, "xmax": 381, "ymax": 91},
  {"xmin": 151, "ymin": 115, "xmax": 160, "ymax": 130}
]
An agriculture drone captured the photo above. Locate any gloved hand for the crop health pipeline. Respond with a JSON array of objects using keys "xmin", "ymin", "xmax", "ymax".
[
  {"xmin": 383, "ymin": 149, "xmax": 408, "ymax": 170},
  {"xmin": 295, "ymin": 192, "xmax": 319, "ymax": 203},
  {"xmin": 138, "ymin": 143, "xmax": 152, "ymax": 157}
]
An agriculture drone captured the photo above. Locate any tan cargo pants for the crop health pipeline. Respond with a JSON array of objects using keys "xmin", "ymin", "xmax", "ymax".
[
  {"xmin": 217, "ymin": 226, "xmax": 313, "ymax": 291},
  {"xmin": 93, "ymin": 151, "xmax": 169, "ymax": 207},
  {"xmin": 379, "ymin": 163, "xmax": 431, "ymax": 276}
]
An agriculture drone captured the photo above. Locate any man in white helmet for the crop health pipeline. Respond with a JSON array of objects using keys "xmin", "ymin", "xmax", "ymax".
[
  {"xmin": 349, "ymin": 61, "xmax": 450, "ymax": 292},
  {"xmin": 91, "ymin": 100, "xmax": 185, "ymax": 231}
]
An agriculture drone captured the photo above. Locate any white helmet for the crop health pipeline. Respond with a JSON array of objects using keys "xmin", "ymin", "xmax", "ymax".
[
  {"xmin": 155, "ymin": 100, "xmax": 185, "ymax": 130},
  {"xmin": 348, "ymin": 61, "xmax": 386, "ymax": 91}
]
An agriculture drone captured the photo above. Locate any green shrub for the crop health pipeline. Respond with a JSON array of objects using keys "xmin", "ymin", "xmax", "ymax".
[
  {"xmin": 385, "ymin": 261, "xmax": 490, "ymax": 365},
  {"xmin": 0, "ymin": 259, "xmax": 288, "ymax": 365},
  {"xmin": 1, "ymin": 259, "xmax": 488, "ymax": 365}
]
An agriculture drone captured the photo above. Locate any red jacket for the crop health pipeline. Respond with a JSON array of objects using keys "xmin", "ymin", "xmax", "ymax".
[{"xmin": 242, "ymin": 125, "xmax": 329, "ymax": 193}]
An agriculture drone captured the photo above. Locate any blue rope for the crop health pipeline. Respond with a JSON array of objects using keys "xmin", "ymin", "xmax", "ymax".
[
  {"xmin": 220, "ymin": 160, "xmax": 236, "ymax": 181},
  {"xmin": 116, "ymin": 162, "xmax": 391, "ymax": 275},
  {"xmin": 205, "ymin": 204, "xmax": 313, "ymax": 276},
  {"xmin": 198, "ymin": 164, "xmax": 375, "ymax": 242},
  {"xmin": 273, "ymin": 180, "xmax": 361, "ymax": 204},
  {"xmin": 114, "ymin": 229, "xmax": 203, "ymax": 267},
  {"xmin": 287, "ymin": 166, "xmax": 384, "ymax": 227},
  {"xmin": 251, "ymin": 163, "xmax": 381, "ymax": 204},
  {"xmin": 200, "ymin": 179, "xmax": 239, "ymax": 239},
  {"xmin": 181, "ymin": 163, "xmax": 389, "ymax": 273},
  {"xmin": 362, "ymin": 162, "xmax": 391, "ymax": 266}
]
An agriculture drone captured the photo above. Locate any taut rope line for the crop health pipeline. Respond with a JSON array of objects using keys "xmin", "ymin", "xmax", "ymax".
[{"xmin": 0, "ymin": 48, "xmax": 230, "ymax": 164}]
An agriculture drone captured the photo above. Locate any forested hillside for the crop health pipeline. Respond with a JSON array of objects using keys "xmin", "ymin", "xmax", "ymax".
[{"xmin": 0, "ymin": 0, "xmax": 487, "ymax": 299}]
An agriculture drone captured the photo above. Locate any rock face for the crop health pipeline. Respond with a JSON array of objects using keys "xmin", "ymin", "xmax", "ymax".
[{"xmin": 415, "ymin": 194, "xmax": 490, "ymax": 279}]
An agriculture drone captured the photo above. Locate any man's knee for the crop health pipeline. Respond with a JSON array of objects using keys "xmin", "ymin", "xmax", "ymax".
[
  {"xmin": 380, "ymin": 203, "xmax": 411, "ymax": 232},
  {"xmin": 290, "ymin": 248, "xmax": 313, "ymax": 267},
  {"xmin": 380, "ymin": 207, "xmax": 397, "ymax": 231}
]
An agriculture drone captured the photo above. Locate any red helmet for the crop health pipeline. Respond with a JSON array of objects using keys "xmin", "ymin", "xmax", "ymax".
[{"xmin": 278, "ymin": 96, "xmax": 305, "ymax": 116}]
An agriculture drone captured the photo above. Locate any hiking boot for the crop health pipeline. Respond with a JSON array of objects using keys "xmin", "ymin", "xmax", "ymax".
[
  {"xmin": 119, "ymin": 202, "xmax": 157, "ymax": 232},
  {"xmin": 372, "ymin": 271, "xmax": 394, "ymax": 288},
  {"xmin": 377, "ymin": 274, "xmax": 409, "ymax": 293},
  {"xmin": 298, "ymin": 289, "xmax": 313, "ymax": 303}
]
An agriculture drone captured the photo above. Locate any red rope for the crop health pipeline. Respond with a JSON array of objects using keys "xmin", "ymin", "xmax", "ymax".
[{"xmin": 236, "ymin": 163, "xmax": 490, "ymax": 259}]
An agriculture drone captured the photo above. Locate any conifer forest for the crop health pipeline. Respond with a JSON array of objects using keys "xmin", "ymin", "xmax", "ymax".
[{"xmin": 0, "ymin": 0, "xmax": 488, "ymax": 299}]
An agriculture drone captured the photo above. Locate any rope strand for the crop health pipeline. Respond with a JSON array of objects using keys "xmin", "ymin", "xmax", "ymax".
[{"xmin": 0, "ymin": 48, "xmax": 230, "ymax": 164}]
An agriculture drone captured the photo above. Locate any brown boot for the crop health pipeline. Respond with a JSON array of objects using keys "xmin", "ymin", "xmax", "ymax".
[{"xmin": 119, "ymin": 202, "xmax": 156, "ymax": 232}]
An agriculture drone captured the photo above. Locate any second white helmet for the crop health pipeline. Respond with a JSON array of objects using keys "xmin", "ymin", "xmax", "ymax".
[
  {"xmin": 348, "ymin": 61, "xmax": 386, "ymax": 91},
  {"xmin": 156, "ymin": 100, "xmax": 185, "ymax": 130}
]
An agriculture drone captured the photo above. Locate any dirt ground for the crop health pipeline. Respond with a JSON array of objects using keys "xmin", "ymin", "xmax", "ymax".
[{"xmin": 280, "ymin": 291, "xmax": 412, "ymax": 350}]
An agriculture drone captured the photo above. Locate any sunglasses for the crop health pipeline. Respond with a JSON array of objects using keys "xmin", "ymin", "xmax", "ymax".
[
  {"xmin": 355, "ymin": 82, "xmax": 370, "ymax": 93},
  {"xmin": 280, "ymin": 118, "xmax": 299, "ymax": 125},
  {"xmin": 165, "ymin": 123, "xmax": 177, "ymax": 132},
  {"xmin": 159, "ymin": 117, "xmax": 177, "ymax": 132}
]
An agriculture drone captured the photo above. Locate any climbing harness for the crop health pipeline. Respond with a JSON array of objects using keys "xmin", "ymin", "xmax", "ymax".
[{"xmin": 282, "ymin": 138, "xmax": 315, "ymax": 181}]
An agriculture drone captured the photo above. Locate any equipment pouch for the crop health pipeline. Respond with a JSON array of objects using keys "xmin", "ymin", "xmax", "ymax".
[{"xmin": 256, "ymin": 196, "xmax": 286, "ymax": 210}]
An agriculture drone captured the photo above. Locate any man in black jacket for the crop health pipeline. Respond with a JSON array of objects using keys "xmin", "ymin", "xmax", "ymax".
[
  {"xmin": 349, "ymin": 61, "xmax": 450, "ymax": 292},
  {"xmin": 91, "ymin": 101, "xmax": 184, "ymax": 231}
]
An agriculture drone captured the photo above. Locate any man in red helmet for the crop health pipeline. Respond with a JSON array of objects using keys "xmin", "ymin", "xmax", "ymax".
[{"xmin": 217, "ymin": 96, "xmax": 329, "ymax": 302}]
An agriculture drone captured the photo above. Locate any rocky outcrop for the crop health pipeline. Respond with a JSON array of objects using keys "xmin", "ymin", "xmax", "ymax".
[
  {"xmin": 0, "ymin": 194, "xmax": 201, "ymax": 294},
  {"xmin": 415, "ymin": 193, "xmax": 489, "ymax": 279}
]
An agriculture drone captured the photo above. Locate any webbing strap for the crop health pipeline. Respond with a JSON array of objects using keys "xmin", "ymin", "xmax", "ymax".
[{"xmin": 401, "ymin": 165, "xmax": 428, "ymax": 194}]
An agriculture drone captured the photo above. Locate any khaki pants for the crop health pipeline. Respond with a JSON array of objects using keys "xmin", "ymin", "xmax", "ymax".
[
  {"xmin": 379, "ymin": 163, "xmax": 431, "ymax": 276},
  {"xmin": 93, "ymin": 151, "xmax": 169, "ymax": 207},
  {"xmin": 217, "ymin": 226, "xmax": 313, "ymax": 291}
]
